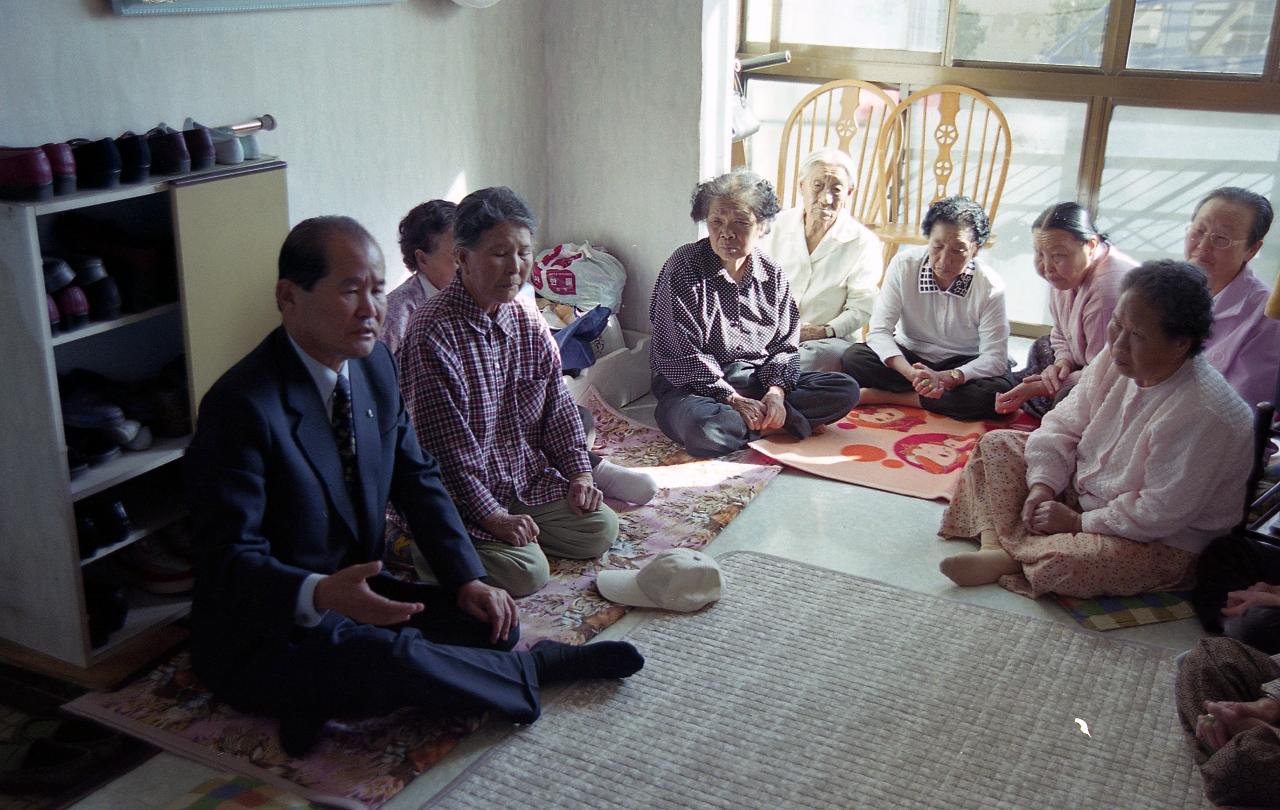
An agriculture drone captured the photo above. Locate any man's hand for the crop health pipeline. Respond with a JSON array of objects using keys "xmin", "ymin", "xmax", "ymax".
[
  {"xmin": 456, "ymin": 579, "xmax": 519, "ymax": 645},
  {"xmin": 798, "ymin": 323, "xmax": 828, "ymax": 343},
  {"xmin": 480, "ymin": 509, "xmax": 540, "ymax": 546},
  {"xmin": 313, "ymin": 561, "xmax": 423, "ymax": 625},
  {"xmin": 568, "ymin": 473, "xmax": 603, "ymax": 515},
  {"xmin": 1041, "ymin": 359, "xmax": 1075, "ymax": 395},
  {"xmin": 1020, "ymin": 483, "xmax": 1056, "ymax": 530},
  {"xmin": 760, "ymin": 386, "xmax": 788, "ymax": 431},
  {"xmin": 727, "ymin": 393, "xmax": 767, "ymax": 431}
]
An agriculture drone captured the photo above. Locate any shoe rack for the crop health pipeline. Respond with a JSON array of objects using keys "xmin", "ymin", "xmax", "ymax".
[{"xmin": 0, "ymin": 158, "xmax": 289, "ymax": 684}]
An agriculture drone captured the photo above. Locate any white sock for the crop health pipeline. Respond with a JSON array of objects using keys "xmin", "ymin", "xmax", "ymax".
[{"xmin": 592, "ymin": 458, "xmax": 658, "ymax": 505}]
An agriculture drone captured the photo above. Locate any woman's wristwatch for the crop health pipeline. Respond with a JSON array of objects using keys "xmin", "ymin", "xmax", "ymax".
[
  {"xmin": 945, "ymin": 369, "xmax": 963, "ymax": 388},
  {"xmin": 824, "ymin": 324, "xmax": 835, "ymax": 338}
]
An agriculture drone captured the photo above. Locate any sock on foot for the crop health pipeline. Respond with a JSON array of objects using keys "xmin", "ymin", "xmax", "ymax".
[
  {"xmin": 530, "ymin": 639, "xmax": 644, "ymax": 683},
  {"xmin": 939, "ymin": 550, "xmax": 1019, "ymax": 587},
  {"xmin": 592, "ymin": 459, "xmax": 658, "ymax": 505}
]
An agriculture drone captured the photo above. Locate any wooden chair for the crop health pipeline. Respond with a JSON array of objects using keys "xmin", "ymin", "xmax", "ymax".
[
  {"xmin": 775, "ymin": 80, "xmax": 899, "ymax": 225},
  {"xmin": 868, "ymin": 84, "xmax": 1012, "ymax": 262}
]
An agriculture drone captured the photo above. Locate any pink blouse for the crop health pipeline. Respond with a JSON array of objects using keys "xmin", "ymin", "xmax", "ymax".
[
  {"xmin": 1203, "ymin": 265, "xmax": 1280, "ymax": 412},
  {"xmin": 1047, "ymin": 245, "xmax": 1137, "ymax": 390}
]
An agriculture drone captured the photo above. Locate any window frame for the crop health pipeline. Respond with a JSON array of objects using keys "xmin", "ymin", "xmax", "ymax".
[{"xmin": 739, "ymin": 0, "xmax": 1280, "ymax": 331}]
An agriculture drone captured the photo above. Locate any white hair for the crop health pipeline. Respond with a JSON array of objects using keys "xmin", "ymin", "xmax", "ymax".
[{"xmin": 798, "ymin": 148, "xmax": 857, "ymax": 188}]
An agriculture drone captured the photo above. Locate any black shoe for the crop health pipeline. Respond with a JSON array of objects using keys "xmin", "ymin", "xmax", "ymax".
[
  {"xmin": 67, "ymin": 137, "xmax": 122, "ymax": 189},
  {"xmin": 114, "ymin": 131, "xmax": 150, "ymax": 184},
  {"xmin": 83, "ymin": 579, "xmax": 128, "ymax": 648},
  {"xmin": 94, "ymin": 500, "xmax": 130, "ymax": 546},
  {"xmin": 278, "ymin": 710, "xmax": 327, "ymax": 758},
  {"xmin": 77, "ymin": 513, "xmax": 100, "ymax": 559},
  {"xmin": 145, "ymin": 126, "xmax": 190, "ymax": 175},
  {"xmin": 0, "ymin": 738, "xmax": 98, "ymax": 792}
]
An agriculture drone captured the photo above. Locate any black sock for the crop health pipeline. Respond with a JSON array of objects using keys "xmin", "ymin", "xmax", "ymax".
[{"xmin": 530, "ymin": 639, "xmax": 644, "ymax": 683}]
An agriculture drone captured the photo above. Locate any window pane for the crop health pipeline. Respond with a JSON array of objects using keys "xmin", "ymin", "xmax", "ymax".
[
  {"xmin": 1127, "ymin": 0, "xmax": 1277, "ymax": 74},
  {"xmin": 972, "ymin": 97, "xmax": 1088, "ymax": 326},
  {"xmin": 744, "ymin": 0, "xmax": 771, "ymax": 43},
  {"xmin": 1098, "ymin": 106, "xmax": 1280, "ymax": 293},
  {"xmin": 954, "ymin": 0, "xmax": 1109, "ymax": 66},
  {"xmin": 779, "ymin": 0, "xmax": 946, "ymax": 51},
  {"xmin": 744, "ymin": 78, "xmax": 824, "ymax": 188}
]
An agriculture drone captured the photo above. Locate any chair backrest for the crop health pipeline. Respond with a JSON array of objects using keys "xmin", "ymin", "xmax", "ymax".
[
  {"xmin": 775, "ymin": 80, "xmax": 899, "ymax": 224},
  {"xmin": 869, "ymin": 84, "xmax": 1012, "ymax": 237}
]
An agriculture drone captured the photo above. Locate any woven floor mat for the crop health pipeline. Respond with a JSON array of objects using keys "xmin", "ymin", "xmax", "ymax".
[
  {"xmin": 1055, "ymin": 590, "xmax": 1197, "ymax": 631},
  {"xmin": 426, "ymin": 551, "xmax": 1208, "ymax": 810}
]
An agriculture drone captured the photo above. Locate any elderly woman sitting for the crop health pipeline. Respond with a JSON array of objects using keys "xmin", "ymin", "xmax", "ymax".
[
  {"xmin": 996, "ymin": 202, "xmax": 1137, "ymax": 417},
  {"xmin": 1176, "ymin": 637, "xmax": 1280, "ymax": 808},
  {"xmin": 1186, "ymin": 186, "xmax": 1280, "ymax": 411},
  {"xmin": 383, "ymin": 199, "xmax": 457, "ymax": 355},
  {"xmin": 757, "ymin": 148, "xmax": 884, "ymax": 372},
  {"xmin": 938, "ymin": 261, "xmax": 1253, "ymax": 599},
  {"xmin": 841, "ymin": 196, "xmax": 1016, "ymax": 421},
  {"xmin": 649, "ymin": 169, "xmax": 860, "ymax": 457}
]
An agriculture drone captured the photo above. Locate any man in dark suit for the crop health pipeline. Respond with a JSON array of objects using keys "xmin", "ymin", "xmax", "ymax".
[{"xmin": 187, "ymin": 216, "xmax": 642, "ymax": 756}]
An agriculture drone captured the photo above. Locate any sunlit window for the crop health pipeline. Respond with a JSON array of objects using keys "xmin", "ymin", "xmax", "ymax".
[
  {"xmin": 776, "ymin": 0, "xmax": 947, "ymax": 51},
  {"xmin": 1127, "ymin": 0, "xmax": 1277, "ymax": 74},
  {"xmin": 1098, "ymin": 106, "xmax": 1280, "ymax": 289},
  {"xmin": 954, "ymin": 0, "xmax": 1110, "ymax": 66}
]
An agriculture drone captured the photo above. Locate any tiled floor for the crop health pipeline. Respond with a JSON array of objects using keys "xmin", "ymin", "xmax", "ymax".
[{"xmin": 69, "ymin": 384, "xmax": 1208, "ymax": 809}]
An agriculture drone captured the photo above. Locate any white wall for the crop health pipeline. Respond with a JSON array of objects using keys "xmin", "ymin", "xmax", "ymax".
[
  {"xmin": 541, "ymin": 0, "xmax": 715, "ymax": 332},
  {"xmin": 0, "ymin": 0, "xmax": 548, "ymax": 289}
]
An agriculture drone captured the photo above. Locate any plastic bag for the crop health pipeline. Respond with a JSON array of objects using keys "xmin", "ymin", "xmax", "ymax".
[{"xmin": 533, "ymin": 242, "xmax": 625, "ymax": 312}]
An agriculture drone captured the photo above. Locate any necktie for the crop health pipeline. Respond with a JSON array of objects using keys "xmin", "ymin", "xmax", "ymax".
[{"xmin": 331, "ymin": 374, "xmax": 360, "ymax": 508}]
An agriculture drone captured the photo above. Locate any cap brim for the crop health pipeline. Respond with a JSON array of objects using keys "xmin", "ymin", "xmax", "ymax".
[{"xmin": 596, "ymin": 570, "xmax": 659, "ymax": 608}]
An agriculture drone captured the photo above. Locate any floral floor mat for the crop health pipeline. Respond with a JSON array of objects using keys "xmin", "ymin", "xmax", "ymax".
[
  {"xmin": 750, "ymin": 404, "xmax": 1038, "ymax": 501},
  {"xmin": 65, "ymin": 388, "xmax": 779, "ymax": 809}
]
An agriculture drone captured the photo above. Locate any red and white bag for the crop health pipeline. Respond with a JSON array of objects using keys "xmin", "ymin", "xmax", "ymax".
[{"xmin": 532, "ymin": 241, "xmax": 626, "ymax": 312}]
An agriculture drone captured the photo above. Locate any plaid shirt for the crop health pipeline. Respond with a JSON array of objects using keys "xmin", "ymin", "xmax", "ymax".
[
  {"xmin": 397, "ymin": 277, "xmax": 590, "ymax": 540},
  {"xmin": 649, "ymin": 238, "xmax": 800, "ymax": 401}
]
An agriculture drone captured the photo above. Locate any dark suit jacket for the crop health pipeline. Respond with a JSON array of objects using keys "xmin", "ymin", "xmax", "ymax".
[{"xmin": 186, "ymin": 327, "xmax": 485, "ymax": 685}]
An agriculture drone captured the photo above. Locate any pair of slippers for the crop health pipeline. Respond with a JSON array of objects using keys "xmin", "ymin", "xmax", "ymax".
[{"xmin": 0, "ymin": 716, "xmax": 122, "ymax": 793}]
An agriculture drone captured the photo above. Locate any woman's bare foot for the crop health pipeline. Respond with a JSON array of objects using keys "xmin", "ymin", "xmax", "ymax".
[{"xmin": 940, "ymin": 550, "xmax": 1021, "ymax": 587}]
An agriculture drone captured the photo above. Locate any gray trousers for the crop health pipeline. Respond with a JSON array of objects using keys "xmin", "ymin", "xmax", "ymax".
[{"xmin": 652, "ymin": 362, "xmax": 859, "ymax": 458}]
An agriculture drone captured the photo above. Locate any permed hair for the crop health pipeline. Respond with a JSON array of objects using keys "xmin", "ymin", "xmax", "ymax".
[
  {"xmin": 689, "ymin": 168, "xmax": 781, "ymax": 225},
  {"xmin": 1031, "ymin": 201, "xmax": 1109, "ymax": 245},
  {"xmin": 453, "ymin": 187, "xmax": 538, "ymax": 250},
  {"xmin": 1120, "ymin": 260, "xmax": 1214, "ymax": 356},
  {"xmin": 1193, "ymin": 186, "xmax": 1274, "ymax": 247},
  {"xmin": 278, "ymin": 215, "xmax": 377, "ymax": 290},
  {"xmin": 921, "ymin": 195, "xmax": 991, "ymax": 247},
  {"xmin": 397, "ymin": 199, "xmax": 457, "ymax": 271}
]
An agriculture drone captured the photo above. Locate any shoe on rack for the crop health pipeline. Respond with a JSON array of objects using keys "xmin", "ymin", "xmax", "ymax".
[
  {"xmin": 60, "ymin": 372, "xmax": 126, "ymax": 430},
  {"xmin": 68, "ymin": 254, "xmax": 122, "ymax": 321},
  {"xmin": 183, "ymin": 117, "xmax": 245, "ymax": 165},
  {"xmin": 180, "ymin": 123, "xmax": 215, "ymax": 171},
  {"xmin": 94, "ymin": 500, "xmax": 131, "ymax": 547},
  {"xmin": 114, "ymin": 536, "xmax": 194, "ymax": 595},
  {"xmin": 47, "ymin": 293, "xmax": 61, "ymax": 334},
  {"xmin": 67, "ymin": 446, "xmax": 89, "ymax": 480},
  {"xmin": 83, "ymin": 578, "xmax": 128, "ymax": 647},
  {"xmin": 0, "ymin": 146, "xmax": 53, "ymax": 202},
  {"xmin": 114, "ymin": 131, "xmax": 150, "ymax": 184},
  {"xmin": 67, "ymin": 137, "xmax": 122, "ymax": 189},
  {"xmin": 43, "ymin": 256, "xmax": 76, "ymax": 294},
  {"xmin": 65, "ymin": 429, "xmax": 122, "ymax": 467},
  {"xmin": 124, "ymin": 424, "xmax": 153, "ymax": 451},
  {"xmin": 77, "ymin": 512, "xmax": 100, "ymax": 559},
  {"xmin": 145, "ymin": 125, "xmax": 190, "ymax": 175},
  {"xmin": 53, "ymin": 284, "xmax": 90, "ymax": 331},
  {"xmin": 40, "ymin": 142, "xmax": 77, "ymax": 195}
]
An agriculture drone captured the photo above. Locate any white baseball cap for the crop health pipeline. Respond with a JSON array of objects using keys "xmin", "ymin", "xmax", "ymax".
[{"xmin": 596, "ymin": 548, "xmax": 723, "ymax": 612}]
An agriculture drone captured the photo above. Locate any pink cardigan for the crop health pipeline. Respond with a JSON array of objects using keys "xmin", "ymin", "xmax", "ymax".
[
  {"xmin": 1024, "ymin": 345, "xmax": 1252, "ymax": 554},
  {"xmin": 1047, "ymin": 245, "xmax": 1137, "ymax": 390}
]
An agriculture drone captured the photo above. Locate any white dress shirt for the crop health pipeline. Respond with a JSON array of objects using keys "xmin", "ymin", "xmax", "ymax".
[
  {"xmin": 865, "ymin": 246, "xmax": 1010, "ymax": 381},
  {"xmin": 758, "ymin": 206, "xmax": 883, "ymax": 339}
]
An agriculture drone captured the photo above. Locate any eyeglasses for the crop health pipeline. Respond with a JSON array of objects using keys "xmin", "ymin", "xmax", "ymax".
[{"xmin": 1185, "ymin": 224, "xmax": 1249, "ymax": 250}]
